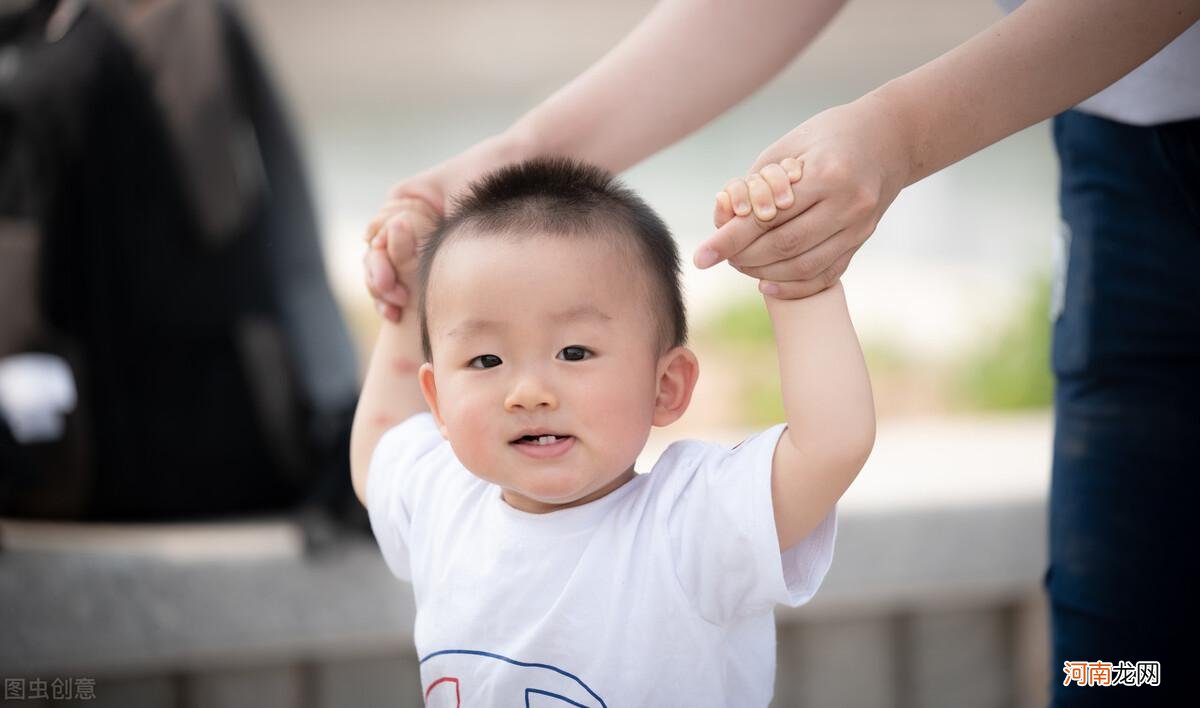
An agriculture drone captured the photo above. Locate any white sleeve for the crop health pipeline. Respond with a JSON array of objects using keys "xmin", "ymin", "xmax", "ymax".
[
  {"xmin": 667, "ymin": 424, "xmax": 837, "ymax": 625},
  {"xmin": 365, "ymin": 412, "xmax": 443, "ymax": 581}
]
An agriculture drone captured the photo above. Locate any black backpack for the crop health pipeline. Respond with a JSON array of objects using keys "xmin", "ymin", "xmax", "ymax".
[{"xmin": 0, "ymin": 0, "xmax": 362, "ymax": 528}]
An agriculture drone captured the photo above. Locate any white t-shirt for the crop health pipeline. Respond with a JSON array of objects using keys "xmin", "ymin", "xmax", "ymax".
[
  {"xmin": 996, "ymin": 0, "xmax": 1200, "ymax": 125},
  {"xmin": 367, "ymin": 413, "xmax": 836, "ymax": 707}
]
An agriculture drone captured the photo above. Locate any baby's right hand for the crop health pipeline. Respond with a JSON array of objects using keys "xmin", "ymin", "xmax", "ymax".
[
  {"xmin": 362, "ymin": 197, "xmax": 440, "ymax": 321},
  {"xmin": 713, "ymin": 157, "xmax": 804, "ymax": 228}
]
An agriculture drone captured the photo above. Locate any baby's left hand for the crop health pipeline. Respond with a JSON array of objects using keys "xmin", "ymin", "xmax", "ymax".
[{"xmin": 713, "ymin": 157, "xmax": 803, "ymax": 228}]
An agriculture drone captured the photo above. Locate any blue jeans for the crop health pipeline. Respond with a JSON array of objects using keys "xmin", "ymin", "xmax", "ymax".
[{"xmin": 1049, "ymin": 110, "xmax": 1200, "ymax": 707}]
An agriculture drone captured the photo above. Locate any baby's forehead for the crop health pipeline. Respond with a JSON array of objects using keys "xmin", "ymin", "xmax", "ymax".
[
  {"xmin": 425, "ymin": 231, "xmax": 660, "ymax": 326},
  {"xmin": 429, "ymin": 226, "xmax": 650, "ymax": 286}
]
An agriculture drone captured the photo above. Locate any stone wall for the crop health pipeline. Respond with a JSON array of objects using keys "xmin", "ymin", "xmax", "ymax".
[{"xmin": 0, "ymin": 496, "xmax": 1048, "ymax": 707}]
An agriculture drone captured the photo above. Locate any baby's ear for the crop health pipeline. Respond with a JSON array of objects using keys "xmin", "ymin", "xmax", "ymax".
[
  {"xmin": 418, "ymin": 363, "xmax": 449, "ymax": 437},
  {"xmin": 652, "ymin": 347, "xmax": 700, "ymax": 427}
]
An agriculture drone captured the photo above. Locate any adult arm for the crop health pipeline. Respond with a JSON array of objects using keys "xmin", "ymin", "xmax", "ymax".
[
  {"xmin": 505, "ymin": 0, "xmax": 847, "ymax": 174},
  {"xmin": 699, "ymin": 0, "xmax": 1200, "ymax": 297},
  {"xmin": 885, "ymin": 0, "xmax": 1200, "ymax": 185},
  {"xmin": 367, "ymin": 0, "xmax": 848, "ymax": 318}
]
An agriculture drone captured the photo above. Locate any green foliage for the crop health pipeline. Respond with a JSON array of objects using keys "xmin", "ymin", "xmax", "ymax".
[
  {"xmin": 860, "ymin": 338, "xmax": 913, "ymax": 378},
  {"xmin": 698, "ymin": 297, "xmax": 782, "ymax": 425},
  {"xmin": 699, "ymin": 275, "xmax": 1055, "ymax": 424},
  {"xmin": 704, "ymin": 297, "xmax": 775, "ymax": 350},
  {"xmin": 744, "ymin": 381, "xmax": 786, "ymax": 427},
  {"xmin": 950, "ymin": 276, "xmax": 1054, "ymax": 410}
]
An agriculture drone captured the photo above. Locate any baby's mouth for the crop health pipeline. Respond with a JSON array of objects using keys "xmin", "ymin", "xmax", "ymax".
[{"xmin": 511, "ymin": 434, "xmax": 573, "ymax": 447}]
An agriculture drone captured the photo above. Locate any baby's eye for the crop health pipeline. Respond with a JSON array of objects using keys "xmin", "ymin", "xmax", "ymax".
[
  {"xmin": 557, "ymin": 346, "xmax": 592, "ymax": 362},
  {"xmin": 468, "ymin": 354, "xmax": 503, "ymax": 369}
]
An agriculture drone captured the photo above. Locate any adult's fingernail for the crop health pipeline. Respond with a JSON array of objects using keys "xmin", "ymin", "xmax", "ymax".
[
  {"xmin": 760, "ymin": 282, "xmax": 780, "ymax": 296},
  {"xmin": 375, "ymin": 302, "xmax": 387, "ymax": 318},
  {"xmin": 695, "ymin": 248, "xmax": 720, "ymax": 269}
]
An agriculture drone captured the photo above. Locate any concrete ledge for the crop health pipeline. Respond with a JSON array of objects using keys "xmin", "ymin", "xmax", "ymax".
[
  {"xmin": 0, "ymin": 414, "xmax": 1054, "ymax": 706},
  {"xmin": 0, "ymin": 499, "xmax": 1045, "ymax": 676},
  {"xmin": 802, "ymin": 499, "xmax": 1047, "ymax": 617},
  {"xmin": 0, "ymin": 525, "xmax": 414, "ymax": 677}
]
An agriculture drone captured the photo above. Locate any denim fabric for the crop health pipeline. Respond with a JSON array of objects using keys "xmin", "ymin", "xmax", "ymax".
[{"xmin": 1049, "ymin": 109, "xmax": 1200, "ymax": 707}]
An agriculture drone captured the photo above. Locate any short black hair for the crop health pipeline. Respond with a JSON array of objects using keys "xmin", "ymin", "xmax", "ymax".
[{"xmin": 417, "ymin": 157, "xmax": 686, "ymax": 361}]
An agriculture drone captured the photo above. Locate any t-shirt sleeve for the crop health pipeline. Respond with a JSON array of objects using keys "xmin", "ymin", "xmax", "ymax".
[
  {"xmin": 365, "ymin": 412, "xmax": 443, "ymax": 581},
  {"xmin": 666, "ymin": 424, "xmax": 837, "ymax": 625}
]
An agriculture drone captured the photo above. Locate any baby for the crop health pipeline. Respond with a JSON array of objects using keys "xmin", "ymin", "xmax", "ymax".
[{"xmin": 351, "ymin": 157, "xmax": 874, "ymax": 706}]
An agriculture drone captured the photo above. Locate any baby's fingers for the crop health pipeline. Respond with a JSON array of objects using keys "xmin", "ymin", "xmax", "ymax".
[
  {"xmin": 746, "ymin": 174, "xmax": 776, "ymax": 222},
  {"xmin": 758, "ymin": 163, "xmax": 794, "ymax": 209},
  {"xmin": 780, "ymin": 157, "xmax": 803, "ymax": 182},
  {"xmin": 713, "ymin": 191, "xmax": 736, "ymax": 228},
  {"xmin": 364, "ymin": 247, "xmax": 406, "ymax": 318},
  {"xmin": 724, "ymin": 178, "xmax": 752, "ymax": 217}
]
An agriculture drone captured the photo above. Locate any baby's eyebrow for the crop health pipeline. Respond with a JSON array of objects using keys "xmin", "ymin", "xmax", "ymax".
[
  {"xmin": 553, "ymin": 304, "xmax": 613, "ymax": 324},
  {"xmin": 444, "ymin": 318, "xmax": 497, "ymax": 339},
  {"xmin": 443, "ymin": 305, "xmax": 612, "ymax": 339}
]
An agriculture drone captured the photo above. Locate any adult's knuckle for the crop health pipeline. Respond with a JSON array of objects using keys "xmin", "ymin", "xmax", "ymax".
[
  {"xmin": 821, "ymin": 264, "xmax": 840, "ymax": 288},
  {"xmin": 853, "ymin": 185, "xmax": 879, "ymax": 214},
  {"xmin": 736, "ymin": 263, "xmax": 761, "ymax": 278},
  {"xmin": 820, "ymin": 158, "xmax": 851, "ymax": 184},
  {"xmin": 772, "ymin": 229, "xmax": 801, "ymax": 259},
  {"xmin": 862, "ymin": 215, "xmax": 881, "ymax": 236},
  {"xmin": 789, "ymin": 251, "xmax": 818, "ymax": 280}
]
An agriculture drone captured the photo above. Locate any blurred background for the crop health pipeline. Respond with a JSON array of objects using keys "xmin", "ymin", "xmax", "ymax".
[{"xmin": 1, "ymin": 0, "xmax": 1059, "ymax": 706}]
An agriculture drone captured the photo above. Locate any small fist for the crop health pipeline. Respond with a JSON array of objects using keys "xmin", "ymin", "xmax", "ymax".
[
  {"xmin": 362, "ymin": 196, "xmax": 440, "ymax": 321},
  {"xmin": 714, "ymin": 157, "xmax": 803, "ymax": 228}
]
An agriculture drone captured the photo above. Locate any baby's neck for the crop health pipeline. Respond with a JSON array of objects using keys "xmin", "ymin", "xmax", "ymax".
[{"xmin": 500, "ymin": 466, "xmax": 636, "ymax": 514}]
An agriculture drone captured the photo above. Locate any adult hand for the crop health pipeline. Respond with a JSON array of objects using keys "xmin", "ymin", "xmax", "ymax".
[
  {"xmin": 695, "ymin": 94, "xmax": 914, "ymax": 298},
  {"xmin": 363, "ymin": 132, "xmax": 533, "ymax": 321}
]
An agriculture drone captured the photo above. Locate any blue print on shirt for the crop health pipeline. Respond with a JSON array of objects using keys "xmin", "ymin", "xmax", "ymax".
[{"xmin": 420, "ymin": 649, "xmax": 607, "ymax": 707}]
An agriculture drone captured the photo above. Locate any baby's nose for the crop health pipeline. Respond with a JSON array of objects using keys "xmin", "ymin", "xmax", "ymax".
[{"xmin": 504, "ymin": 376, "xmax": 558, "ymax": 411}]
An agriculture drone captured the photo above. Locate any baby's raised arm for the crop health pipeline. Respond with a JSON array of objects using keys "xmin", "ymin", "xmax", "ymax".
[
  {"xmin": 350, "ymin": 200, "xmax": 439, "ymax": 505},
  {"xmin": 717, "ymin": 167, "xmax": 875, "ymax": 551}
]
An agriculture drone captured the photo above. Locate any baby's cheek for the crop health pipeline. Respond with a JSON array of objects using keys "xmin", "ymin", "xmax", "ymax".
[
  {"xmin": 443, "ymin": 394, "xmax": 496, "ymax": 464},
  {"xmin": 597, "ymin": 385, "xmax": 655, "ymax": 457}
]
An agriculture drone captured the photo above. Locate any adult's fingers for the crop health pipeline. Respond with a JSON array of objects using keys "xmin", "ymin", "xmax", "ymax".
[
  {"xmin": 387, "ymin": 181, "xmax": 445, "ymax": 215},
  {"xmin": 695, "ymin": 186, "xmax": 822, "ymax": 269},
  {"xmin": 695, "ymin": 210, "xmax": 765, "ymax": 269},
  {"xmin": 733, "ymin": 228, "xmax": 860, "ymax": 282},
  {"xmin": 364, "ymin": 197, "xmax": 421, "ymax": 239},
  {"xmin": 396, "ymin": 196, "xmax": 441, "ymax": 229},
  {"xmin": 363, "ymin": 202, "xmax": 397, "ymax": 245},
  {"xmin": 727, "ymin": 200, "xmax": 839, "ymax": 269},
  {"xmin": 759, "ymin": 247, "xmax": 858, "ymax": 300}
]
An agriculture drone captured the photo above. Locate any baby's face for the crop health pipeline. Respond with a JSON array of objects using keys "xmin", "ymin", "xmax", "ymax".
[{"xmin": 420, "ymin": 232, "xmax": 664, "ymax": 513}]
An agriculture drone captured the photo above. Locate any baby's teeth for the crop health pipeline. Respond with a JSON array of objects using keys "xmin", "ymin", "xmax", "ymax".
[{"xmin": 537, "ymin": 435, "xmax": 556, "ymax": 445}]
